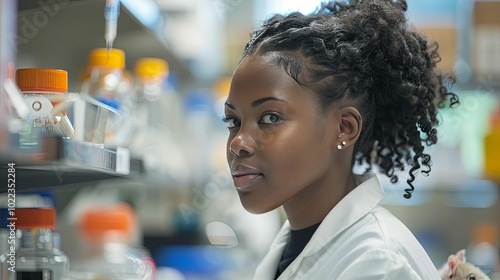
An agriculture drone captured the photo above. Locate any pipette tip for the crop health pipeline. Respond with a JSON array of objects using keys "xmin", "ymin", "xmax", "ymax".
[{"xmin": 105, "ymin": 41, "xmax": 113, "ymax": 62}]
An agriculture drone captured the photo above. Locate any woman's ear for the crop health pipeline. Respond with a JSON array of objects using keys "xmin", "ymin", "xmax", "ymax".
[{"xmin": 337, "ymin": 106, "xmax": 362, "ymax": 148}]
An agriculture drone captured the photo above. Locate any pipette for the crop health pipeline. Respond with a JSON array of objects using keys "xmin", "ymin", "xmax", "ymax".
[{"xmin": 104, "ymin": 0, "xmax": 120, "ymax": 53}]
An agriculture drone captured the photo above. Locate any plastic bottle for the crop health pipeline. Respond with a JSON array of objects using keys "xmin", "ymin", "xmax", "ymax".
[
  {"xmin": 15, "ymin": 68, "xmax": 74, "ymax": 150},
  {"xmin": 68, "ymin": 204, "xmax": 153, "ymax": 280},
  {"xmin": 0, "ymin": 208, "xmax": 69, "ymax": 280},
  {"xmin": 133, "ymin": 58, "xmax": 183, "ymax": 137},
  {"xmin": 120, "ymin": 57, "xmax": 168, "ymax": 150},
  {"xmin": 124, "ymin": 58, "xmax": 189, "ymax": 181},
  {"xmin": 77, "ymin": 48, "xmax": 128, "ymax": 148}
]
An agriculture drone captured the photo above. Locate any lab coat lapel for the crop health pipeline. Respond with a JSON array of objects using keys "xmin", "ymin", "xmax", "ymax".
[
  {"xmin": 253, "ymin": 220, "xmax": 291, "ymax": 280},
  {"xmin": 303, "ymin": 172, "xmax": 384, "ymax": 256},
  {"xmin": 279, "ymin": 172, "xmax": 384, "ymax": 279},
  {"xmin": 254, "ymin": 172, "xmax": 384, "ymax": 280}
]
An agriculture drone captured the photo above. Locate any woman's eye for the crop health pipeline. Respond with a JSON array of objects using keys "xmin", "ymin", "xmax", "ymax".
[
  {"xmin": 222, "ymin": 116, "xmax": 240, "ymax": 128},
  {"xmin": 260, "ymin": 113, "xmax": 282, "ymax": 124}
]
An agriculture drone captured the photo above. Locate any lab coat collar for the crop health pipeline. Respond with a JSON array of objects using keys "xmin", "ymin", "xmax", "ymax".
[
  {"xmin": 301, "ymin": 172, "xmax": 384, "ymax": 257},
  {"xmin": 255, "ymin": 172, "xmax": 384, "ymax": 279}
]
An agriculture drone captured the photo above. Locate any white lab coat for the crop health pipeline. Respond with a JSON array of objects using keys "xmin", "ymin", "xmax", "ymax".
[{"xmin": 253, "ymin": 172, "xmax": 440, "ymax": 280}]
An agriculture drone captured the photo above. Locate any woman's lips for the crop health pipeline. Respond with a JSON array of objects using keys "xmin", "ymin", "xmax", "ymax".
[{"xmin": 232, "ymin": 174, "xmax": 263, "ymax": 190}]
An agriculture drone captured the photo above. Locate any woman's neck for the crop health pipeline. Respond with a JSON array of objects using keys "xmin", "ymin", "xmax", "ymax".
[{"xmin": 283, "ymin": 172, "xmax": 357, "ymax": 230}]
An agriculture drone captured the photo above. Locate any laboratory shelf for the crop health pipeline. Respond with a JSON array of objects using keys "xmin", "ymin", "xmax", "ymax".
[
  {"xmin": 0, "ymin": 138, "xmax": 144, "ymax": 193},
  {"xmin": 2, "ymin": 0, "xmax": 197, "ymax": 194},
  {"xmin": 1, "ymin": 0, "xmax": 190, "ymax": 193}
]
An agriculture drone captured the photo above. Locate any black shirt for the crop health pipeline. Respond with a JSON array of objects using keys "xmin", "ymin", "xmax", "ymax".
[{"xmin": 275, "ymin": 222, "xmax": 321, "ymax": 279}]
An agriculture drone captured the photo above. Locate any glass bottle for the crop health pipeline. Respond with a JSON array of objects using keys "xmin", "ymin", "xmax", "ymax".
[
  {"xmin": 16, "ymin": 68, "xmax": 74, "ymax": 150},
  {"xmin": 68, "ymin": 203, "xmax": 152, "ymax": 280},
  {"xmin": 124, "ymin": 58, "xmax": 189, "ymax": 181},
  {"xmin": 0, "ymin": 208, "xmax": 69, "ymax": 280},
  {"xmin": 79, "ymin": 48, "xmax": 128, "ymax": 148}
]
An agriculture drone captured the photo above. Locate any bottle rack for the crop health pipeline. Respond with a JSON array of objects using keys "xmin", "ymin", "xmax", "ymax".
[{"xmin": 0, "ymin": 138, "xmax": 144, "ymax": 192}]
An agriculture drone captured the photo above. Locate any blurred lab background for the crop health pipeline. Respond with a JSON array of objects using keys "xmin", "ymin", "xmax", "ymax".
[{"xmin": 1, "ymin": 0, "xmax": 500, "ymax": 279}]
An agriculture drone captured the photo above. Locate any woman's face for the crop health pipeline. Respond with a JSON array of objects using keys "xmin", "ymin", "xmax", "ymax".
[{"xmin": 225, "ymin": 54, "xmax": 338, "ymax": 214}]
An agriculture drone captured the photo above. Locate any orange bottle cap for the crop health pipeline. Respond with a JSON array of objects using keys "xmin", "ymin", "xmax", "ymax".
[
  {"xmin": 79, "ymin": 204, "xmax": 136, "ymax": 242},
  {"xmin": 135, "ymin": 58, "xmax": 168, "ymax": 81},
  {"xmin": 89, "ymin": 48, "xmax": 126, "ymax": 69},
  {"xmin": 16, "ymin": 68, "xmax": 68, "ymax": 93},
  {"xmin": 14, "ymin": 208, "xmax": 56, "ymax": 229}
]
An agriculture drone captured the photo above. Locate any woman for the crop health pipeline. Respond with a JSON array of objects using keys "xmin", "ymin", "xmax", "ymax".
[{"xmin": 223, "ymin": 0, "xmax": 459, "ymax": 279}]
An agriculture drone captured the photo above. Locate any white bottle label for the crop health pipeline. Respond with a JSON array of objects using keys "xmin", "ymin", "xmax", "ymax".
[
  {"xmin": 116, "ymin": 147, "xmax": 130, "ymax": 175},
  {"xmin": 22, "ymin": 95, "xmax": 66, "ymax": 138},
  {"xmin": 24, "ymin": 95, "xmax": 53, "ymax": 117}
]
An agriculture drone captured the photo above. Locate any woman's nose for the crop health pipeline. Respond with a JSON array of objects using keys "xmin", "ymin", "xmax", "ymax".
[{"xmin": 229, "ymin": 132, "xmax": 256, "ymax": 157}]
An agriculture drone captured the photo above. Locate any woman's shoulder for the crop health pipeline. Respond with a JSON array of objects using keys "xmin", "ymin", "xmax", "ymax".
[
  {"xmin": 331, "ymin": 205, "xmax": 408, "ymax": 252},
  {"xmin": 302, "ymin": 208, "xmax": 439, "ymax": 280},
  {"xmin": 347, "ymin": 205, "xmax": 425, "ymax": 253},
  {"xmin": 368, "ymin": 206, "xmax": 423, "ymax": 249},
  {"xmin": 333, "ymin": 205, "xmax": 439, "ymax": 278}
]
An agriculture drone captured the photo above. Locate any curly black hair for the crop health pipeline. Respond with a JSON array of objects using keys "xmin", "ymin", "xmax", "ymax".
[{"xmin": 242, "ymin": 0, "xmax": 459, "ymax": 198}]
